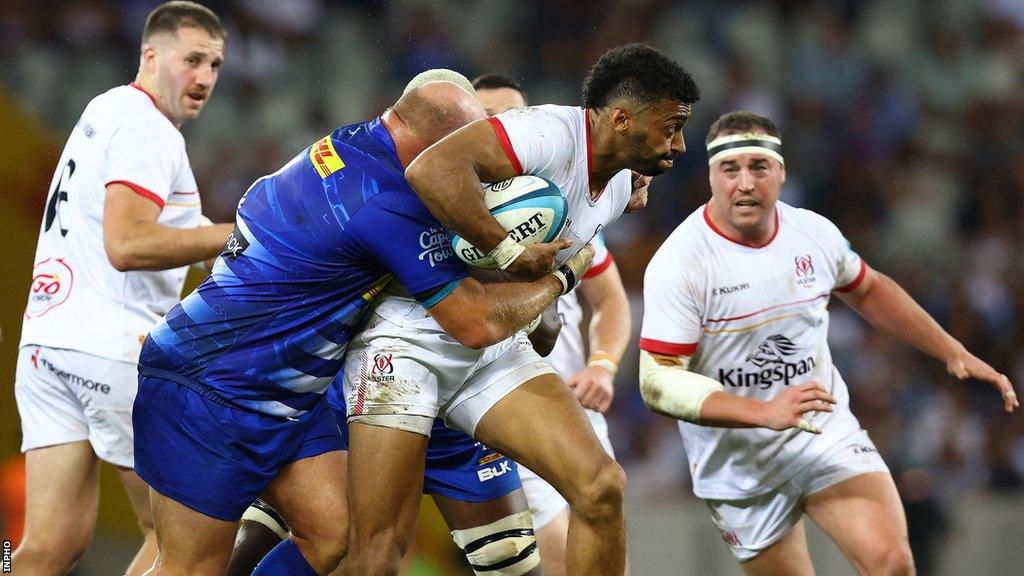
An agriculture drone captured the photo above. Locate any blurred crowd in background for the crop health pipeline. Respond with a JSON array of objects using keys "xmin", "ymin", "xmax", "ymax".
[{"xmin": 2, "ymin": 0, "xmax": 1024, "ymax": 571}]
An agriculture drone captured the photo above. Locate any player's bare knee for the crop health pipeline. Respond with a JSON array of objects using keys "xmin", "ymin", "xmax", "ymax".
[
  {"xmin": 291, "ymin": 520, "xmax": 348, "ymax": 568},
  {"xmin": 876, "ymin": 544, "xmax": 915, "ymax": 576},
  {"xmin": 859, "ymin": 541, "xmax": 914, "ymax": 576},
  {"xmin": 569, "ymin": 458, "xmax": 625, "ymax": 522},
  {"xmin": 16, "ymin": 536, "xmax": 89, "ymax": 573}
]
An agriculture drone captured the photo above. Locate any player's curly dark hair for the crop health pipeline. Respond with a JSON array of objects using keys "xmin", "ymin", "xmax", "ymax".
[
  {"xmin": 705, "ymin": 110, "xmax": 781, "ymax": 145},
  {"xmin": 582, "ymin": 43, "xmax": 699, "ymax": 110}
]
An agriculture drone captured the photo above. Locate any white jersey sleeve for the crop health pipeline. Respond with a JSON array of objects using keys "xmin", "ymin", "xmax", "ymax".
[
  {"xmin": 640, "ymin": 224, "xmax": 705, "ymax": 356},
  {"xmin": 105, "ymin": 119, "xmax": 186, "ymax": 207},
  {"xmin": 794, "ymin": 208, "xmax": 867, "ymax": 293},
  {"xmin": 488, "ymin": 105, "xmax": 578, "ymax": 177}
]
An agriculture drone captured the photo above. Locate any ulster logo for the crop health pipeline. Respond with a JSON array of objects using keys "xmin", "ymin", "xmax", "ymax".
[
  {"xmin": 795, "ymin": 254, "xmax": 814, "ymax": 277},
  {"xmin": 794, "ymin": 254, "xmax": 817, "ymax": 288},
  {"xmin": 372, "ymin": 353, "xmax": 394, "ymax": 375},
  {"xmin": 718, "ymin": 334, "xmax": 815, "ymax": 389}
]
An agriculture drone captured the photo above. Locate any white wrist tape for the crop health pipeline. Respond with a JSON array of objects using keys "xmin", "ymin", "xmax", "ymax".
[
  {"xmin": 488, "ymin": 236, "xmax": 526, "ymax": 270},
  {"xmin": 638, "ymin": 350, "xmax": 722, "ymax": 423}
]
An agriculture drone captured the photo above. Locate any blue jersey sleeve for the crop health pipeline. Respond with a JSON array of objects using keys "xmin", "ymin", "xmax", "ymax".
[{"xmin": 347, "ymin": 191, "xmax": 467, "ymax": 305}]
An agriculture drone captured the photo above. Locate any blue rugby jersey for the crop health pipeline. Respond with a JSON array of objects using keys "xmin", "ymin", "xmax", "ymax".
[{"xmin": 139, "ymin": 118, "xmax": 467, "ymax": 417}]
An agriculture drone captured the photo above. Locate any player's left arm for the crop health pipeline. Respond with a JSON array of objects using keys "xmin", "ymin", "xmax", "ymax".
[
  {"xmin": 836, "ymin": 266, "xmax": 1017, "ymax": 412},
  {"xmin": 569, "ymin": 261, "xmax": 631, "ymax": 413},
  {"xmin": 103, "ymin": 185, "xmax": 233, "ymax": 271},
  {"xmin": 405, "ymin": 119, "xmax": 558, "ymax": 279}
]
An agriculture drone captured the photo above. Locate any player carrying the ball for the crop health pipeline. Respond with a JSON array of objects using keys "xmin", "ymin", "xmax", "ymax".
[
  {"xmin": 639, "ymin": 110, "xmax": 1017, "ymax": 575},
  {"xmin": 338, "ymin": 43, "xmax": 700, "ymax": 576}
]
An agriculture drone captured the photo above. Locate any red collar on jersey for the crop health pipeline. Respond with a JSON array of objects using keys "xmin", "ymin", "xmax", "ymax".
[
  {"xmin": 129, "ymin": 82, "xmax": 159, "ymax": 109},
  {"xmin": 702, "ymin": 203, "xmax": 780, "ymax": 248}
]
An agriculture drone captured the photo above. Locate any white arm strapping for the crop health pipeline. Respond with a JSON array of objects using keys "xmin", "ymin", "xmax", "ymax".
[{"xmin": 638, "ymin": 349, "xmax": 722, "ymax": 423}]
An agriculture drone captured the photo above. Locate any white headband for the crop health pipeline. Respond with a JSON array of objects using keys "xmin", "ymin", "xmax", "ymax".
[{"xmin": 707, "ymin": 132, "xmax": 784, "ymax": 166}]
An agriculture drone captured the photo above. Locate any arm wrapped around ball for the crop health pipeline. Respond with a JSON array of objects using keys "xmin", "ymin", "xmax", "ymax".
[{"xmin": 550, "ymin": 244, "xmax": 595, "ymax": 295}]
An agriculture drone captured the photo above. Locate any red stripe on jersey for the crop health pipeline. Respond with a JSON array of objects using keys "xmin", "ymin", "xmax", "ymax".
[
  {"xmin": 129, "ymin": 82, "xmax": 159, "ymax": 109},
  {"xmin": 171, "ymin": 190, "xmax": 198, "ymax": 196},
  {"xmin": 639, "ymin": 338, "xmax": 697, "ymax": 356},
  {"xmin": 705, "ymin": 293, "xmax": 830, "ymax": 323},
  {"xmin": 585, "ymin": 109, "xmax": 593, "ymax": 181},
  {"xmin": 487, "ymin": 117, "xmax": 523, "ymax": 174},
  {"xmin": 583, "ymin": 252, "xmax": 614, "ymax": 279},
  {"xmin": 703, "ymin": 204, "xmax": 780, "ymax": 248},
  {"xmin": 835, "ymin": 260, "xmax": 868, "ymax": 293},
  {"xmin": 107, "ymin": 180, "xmax": 165, "ymax": 208}
]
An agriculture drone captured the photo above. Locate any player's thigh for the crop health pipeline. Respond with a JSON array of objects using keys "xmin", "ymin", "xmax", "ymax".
[
  {"xmin": 264, "ymin": 450, "xmax": 348, "ymax": 550},
  {"xmin": 118, "ymin": 466, "xmax": 155, "ymax": 532},
  {"xmin": 149, "ymin": 488, "xmax": 239, "ymax": 575},
  {"xmin": 346, "ymin": 422, "xmax": 429, "ymax": 543},
  {"xmin": 804, "ymin": 472, "xmax": 913, "ymax": 575},
  {"xmin": 20, "ymin": 441, "xmax": 100, "ymax": 551},
  {"xmin": 432, "ymin": 489, "xmax": 530, "ymax": 529},
  {"xmin": 469, "ymin": 372, "xmax": 619, "ymax": 503},
  {"xmin": 740, "ymin": 519, "xmax": 815, "ymax": 576}
]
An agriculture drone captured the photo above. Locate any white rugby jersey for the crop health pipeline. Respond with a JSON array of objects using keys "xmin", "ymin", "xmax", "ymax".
[
  {"xmin": 640, "ymin": 201, "xmax": 867, "ymax": 500},
  {"xmin": 20, "ymin": 83, "xmax": 202, "ymax": 363},
  {"xmin": 375, "ymin": 105, "xmax": 632, "ymax": 323},
  {"xmin": 488, "ymin": 105, "xmax": 633, "ymax": 265}
]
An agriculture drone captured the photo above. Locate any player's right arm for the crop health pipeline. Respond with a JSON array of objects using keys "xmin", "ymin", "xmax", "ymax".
[
  {"xmin": 405, "ymin": 115, "xmax": 565, "ymax": 279},
  {"xmin": 639, "ymin": 351, "xmax": 835, "ymax": 432},
  {"xmin": 103, "ymin": 184, "xmax": 232, "ymax": 271}
]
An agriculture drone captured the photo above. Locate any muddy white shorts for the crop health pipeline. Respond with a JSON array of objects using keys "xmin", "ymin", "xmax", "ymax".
[
  {"xmin": 343, "ymin": 297, "xmax": 556, "ymax": 436},
  {"xmin": 518, "ymin": 408, "xmax": 615, "ymax": 528},
  {"xmin": 705, "ymin": 429, "xmax": 890, "ymax": 562},
  {"xmin": 15, "ymin": 345, "xmax": 139, "ymax": 468}
]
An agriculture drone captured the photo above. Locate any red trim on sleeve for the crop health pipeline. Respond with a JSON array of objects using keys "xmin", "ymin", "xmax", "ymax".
[
  {"xmin": 487, "ymin": 117, "xmax": 523, "ymax": 174},
  {"xmin": 107, "ymin": 180, "xmax": 165, "ymax": 209},
  {"xmin": 834, "ymin": 260, "xmax": 868, "ymax": 293},
  {"xmin": 129, "ymin": 82, "xmax": 159, "ymax": 109},
  {"xmin": 583, "ymin": 252, "xmax": 614, "ymax": 279},
  {"xmin": 639, "ymin": 337, "xmax": 698, "ymax": 356}
]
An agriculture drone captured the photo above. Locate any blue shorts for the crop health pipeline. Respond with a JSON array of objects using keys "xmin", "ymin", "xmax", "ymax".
[
  {"xmin": 134, "ymin": 374, "xmax": 344, "ymax": 521},
  {"xmin": 328, "ymin": 381, "xmax": 520, "ymax": 502}
]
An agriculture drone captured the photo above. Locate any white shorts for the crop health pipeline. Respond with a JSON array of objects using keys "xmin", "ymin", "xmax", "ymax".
[
  {"xmin": 343, "ymin": 298, "xmax": 556, "ymax": 436},
  {"xmin": 704, "ymin": 429, "xmax": 890, "ymax": 562},
  {"xmin": 518, "ymin": 409, "xmax": 615, "ymax": 529},
  {"xmin": 15, "ymin": 345, "xmax": 139, "ymax": 468}
]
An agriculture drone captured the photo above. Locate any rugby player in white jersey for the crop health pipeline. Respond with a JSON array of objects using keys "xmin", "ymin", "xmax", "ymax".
[
  {"xmin": 474, "ymin": 74, "xmax": 633, "ymax": 576},
  {"xmin": 11, "ymin": 3, "xmax": 231, "ymax": 575},
  {"xmin": 340, "ymin": 43, "xmax": 698, "ymax": 576},
  {"xmin": 639, "ymin": 110, "xmax": 1018, "ymax": 575}
]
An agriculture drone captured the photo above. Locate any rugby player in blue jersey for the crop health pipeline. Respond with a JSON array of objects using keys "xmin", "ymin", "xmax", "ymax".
[{"xmin": 132, "ymin": 71, "xmax": 592, "ymax": 575}]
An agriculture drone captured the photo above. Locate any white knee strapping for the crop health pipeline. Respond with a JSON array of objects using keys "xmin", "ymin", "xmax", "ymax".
[
  {"xmin": 451, "ymin": 511, "xmax": 540, "ymax": 576},
  {"xmin": 241, "ymin": 499, "xmax": 290, "ymax": 540}
]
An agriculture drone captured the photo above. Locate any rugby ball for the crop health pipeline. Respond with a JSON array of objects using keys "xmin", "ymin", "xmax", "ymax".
[{"xmin": 452, "ymin": 175, "xmax": 568, "ymax": 268}]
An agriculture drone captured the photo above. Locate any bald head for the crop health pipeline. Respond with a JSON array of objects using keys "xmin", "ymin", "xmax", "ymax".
[{"xmin": 393, "ymin": 81, "xmax": 486, "ymax": 147}]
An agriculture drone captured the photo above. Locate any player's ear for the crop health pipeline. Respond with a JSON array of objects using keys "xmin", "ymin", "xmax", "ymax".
[
  {"xmin": 610, "ymin": 106, "xmax": 630, "ymax": 135},
  {"xmin": 779, "ymin": 161, "xmax": 786, "ymax": 184},
  {"xmin": 139, "ymin": 43, "xmax": 158, "ymax": 72}
]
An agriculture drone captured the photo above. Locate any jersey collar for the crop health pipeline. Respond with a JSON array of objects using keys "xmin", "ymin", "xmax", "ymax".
[
  {"xmin": 129, "ymin": 82, "xmax": 160, "ymax": 110},
  {"xmin": 702, "ymin": 203, "xmax": 780, "ymax": 249}
]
